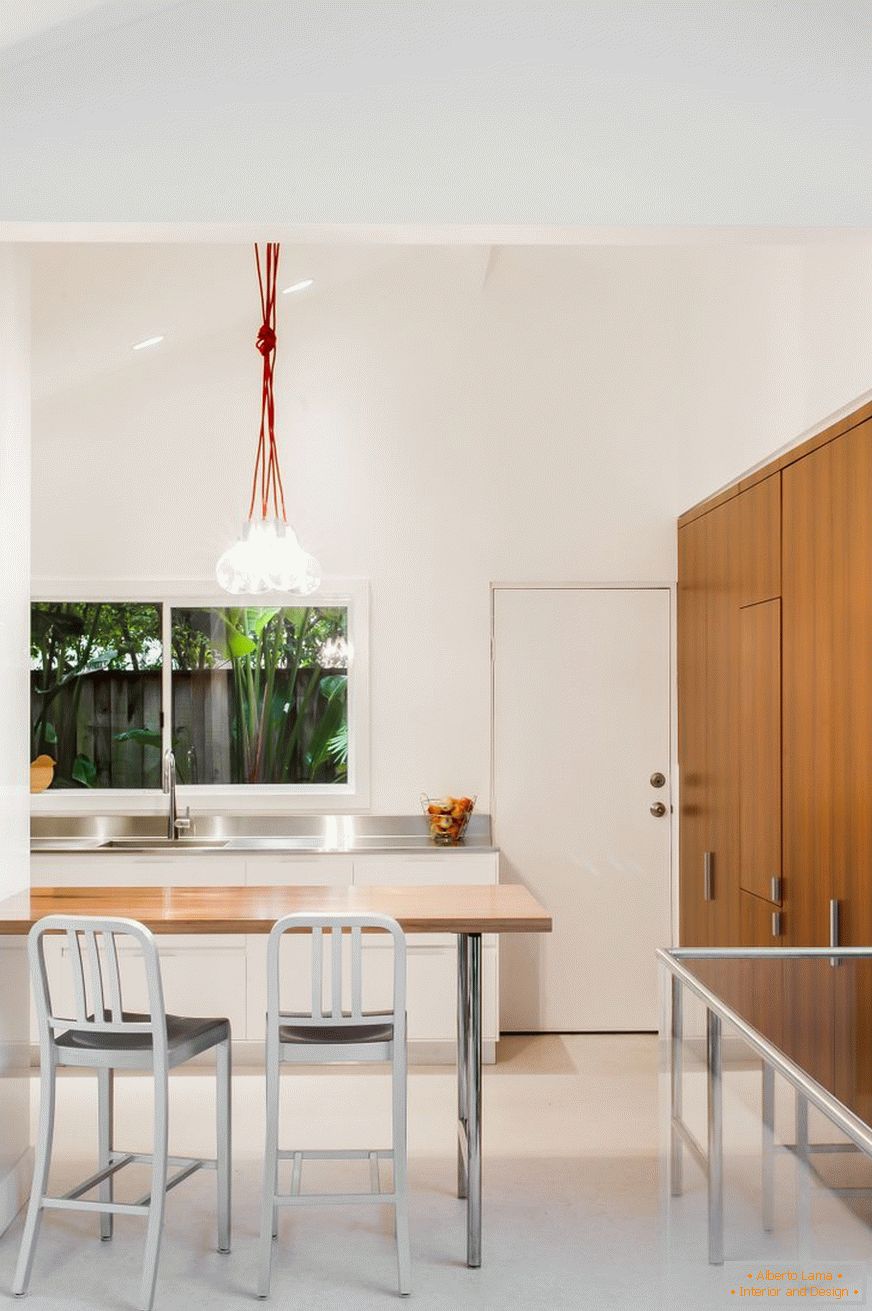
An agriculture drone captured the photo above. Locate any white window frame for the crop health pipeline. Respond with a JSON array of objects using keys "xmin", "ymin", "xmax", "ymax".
[{"xmin": 30, "ymin": 577, "xmax": 370, "ymax": 814}]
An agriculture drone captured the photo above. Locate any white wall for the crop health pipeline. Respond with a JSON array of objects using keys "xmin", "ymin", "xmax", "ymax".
[
  {"xmin": 30, "ymin": 242, "xmax": 872, "ymax": 812},
  {"xmin": 670, "ymin": 245, "xmax": 872, "ymax": 510},
  {"xmin": 0, "ymin": 247, "xmax": 32, "ymax": 1230}
]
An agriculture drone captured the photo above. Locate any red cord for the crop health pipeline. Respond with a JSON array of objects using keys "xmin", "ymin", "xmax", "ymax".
[{"xmin": 247, "ymin": 243, "xmax": 288, "ymax": 523}]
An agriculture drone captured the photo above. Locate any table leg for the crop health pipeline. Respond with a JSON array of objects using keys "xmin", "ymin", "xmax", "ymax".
[
  {"xmin": 466, "ymin": 933, "xmax": 482, "ymax": 1268},
  {"xmin": 670, "ymin": 974, "xmax": 684, "ymax": 1197},
  {"xmin": 795, "ymin": 1090, "xmax": 811, "ymax": 1249},
  {"xmin": 457, "ymin": 934, "xmax": 469, "ymax": 1201},
  {"xmin": 762, "ymin": 1063, "xmax": 775, "ymax": 1232},
  {"xmin": 456, "ymin": 932, "xmax": 482, "ymax": 1268},
  {"xmin": 707, "ymin": 1009, "xmax": 724, "ymax": 1265}
]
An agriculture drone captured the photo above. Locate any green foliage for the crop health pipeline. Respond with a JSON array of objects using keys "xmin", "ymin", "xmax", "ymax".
[
  {"xmin": 30, "ymin": 602, "xmax": 162, "ymax": 789},
  {"xmin": 31, "ymin": 602, "xmax": 162, "ymax": 674},
  {"xmin": 114, "ymin": 728, "xmax": 162, "ymax": 749},
  {"xmin": 172, "ymin": 605, "xmax": 349, "ymax": 786},
  {"xmin": 72, "ymin": 754, "xmax": 97, "ymax": 787},
  {"xmin": 305, "ymin": 675, "xmax": 348, "ymax": 779}
]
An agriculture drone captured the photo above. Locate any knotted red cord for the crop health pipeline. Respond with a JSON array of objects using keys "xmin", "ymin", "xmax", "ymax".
[{"xmin": 247, "ymin": 243, "xmax": 288, "ymax": 523}]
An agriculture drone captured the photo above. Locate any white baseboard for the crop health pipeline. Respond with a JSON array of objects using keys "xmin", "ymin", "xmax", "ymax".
[{"xmin": 0, "ymin": 1147, "xmax": 33, "ymax": 1238}]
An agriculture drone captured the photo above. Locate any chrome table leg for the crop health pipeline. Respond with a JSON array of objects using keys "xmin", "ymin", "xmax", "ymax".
[
  {"xmin": 795, "ymin": 1090, "xmax": 811, "ymax": 1249},
  {"xmin": 457, "ymin": 934, "xmax": 469, "ymax": 1201},
  {"xmin": 456, "ymin": 932, "xmax": 482, "ymax": 1267},
  {"xmin": 707, "ymin": 1009, "xmax": 724, "ymax": 1265},
  {"xmin": 762, "ymin": 1063, "xmax": 775, "ymax": 1232},
  {"xmin": 466, "ymin": 933, "xmax": 482, "ymax": 1268},
  {"xmin": 670, "ymin": 975, "xmax": 684, "ymax": 1197}
]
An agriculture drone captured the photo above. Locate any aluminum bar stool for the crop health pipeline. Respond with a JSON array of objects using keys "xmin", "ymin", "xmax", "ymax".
[
  {"xmin": 257, "ymin": 912, "xmax": 410, "ymax": 1298},
  {"xmin": 13, "ymin": 915, "xmax": 232, "ymax": 1311}
]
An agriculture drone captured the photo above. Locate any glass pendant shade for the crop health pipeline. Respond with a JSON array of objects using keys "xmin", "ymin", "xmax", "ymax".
[{"xmin": 216, "ymin": 518, "xmax": 321, "ymax": 596}]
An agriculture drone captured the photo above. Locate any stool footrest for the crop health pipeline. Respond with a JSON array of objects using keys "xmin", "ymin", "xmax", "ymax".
[
  {"xmin": 43, "ymin": 1197, "xmax": 149, "ymax": 1217},
  {"xmin": 53, "ymin": 1150, "xmax": 215, "ymax": 1216},
  {"xmin": 62, "ymin": 1154, "xmax": 136, "ymax": 1201},
  {"xmin": 276, "ymin": 1149, "xmax": 393, "ymax": 1161},
  {"xmin": 110, "ymin": 1149, "xmax": 217, "ymax": 1172},
  {"xmin": 134, "ymin": 1161, "xmax": 204, "ymax": 1208}
]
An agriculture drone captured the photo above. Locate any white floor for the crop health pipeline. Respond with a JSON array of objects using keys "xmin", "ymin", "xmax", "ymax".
[{"xmin": 1, "ymin": 1034, "xmax": 870, "ymax": 1309}]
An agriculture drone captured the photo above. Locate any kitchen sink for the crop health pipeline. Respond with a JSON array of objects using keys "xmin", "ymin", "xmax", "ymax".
[{"xmin": 100, "ymin": 838, "xmax": 231, "ymax": 850}]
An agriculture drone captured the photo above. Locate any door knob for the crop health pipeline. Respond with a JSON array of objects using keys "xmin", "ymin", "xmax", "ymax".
[{"xmin": 649, "ymin": 801, "xmax": 667, "ymax": 817}]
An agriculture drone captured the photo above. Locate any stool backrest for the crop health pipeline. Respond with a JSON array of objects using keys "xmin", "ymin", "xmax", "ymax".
[
  {"xmin": 266, "ymin": 913, "xmax": 406, "ymax": 1040},
  {"xmin": 29, "ymin": 915, "xmax": 167, "ymax": 1058}
]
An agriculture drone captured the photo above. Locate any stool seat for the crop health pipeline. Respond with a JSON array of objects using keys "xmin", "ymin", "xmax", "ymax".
[
  {"xmin": 279, "ymin": 1020, "xmax": 393, "ymax": 1046},
  {"xmin": 57, "ymin": 1012, "xmax": 230, "ymax": 1053}
]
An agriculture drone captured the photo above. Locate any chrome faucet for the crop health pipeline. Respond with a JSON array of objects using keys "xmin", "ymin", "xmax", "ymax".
[{"xmin": 162, "ymin": 749, "xmax": 191, "ymax": 840}]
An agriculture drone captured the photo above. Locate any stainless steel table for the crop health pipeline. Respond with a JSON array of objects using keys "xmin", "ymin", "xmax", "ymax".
[{"xmin": 659, "ymin": 946, "xmax": 872, "ymax": 1266}]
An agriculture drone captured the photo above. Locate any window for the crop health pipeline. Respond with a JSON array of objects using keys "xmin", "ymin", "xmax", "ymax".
[
  {"xmin": 170, "ymin": 606, "xmax": 348, "ymax": 785},
  {"xmin": 31, "ymin": 602, "xmax": 163, "ymax": 789},
  {"xmin": 30, "ymin": 587, "xmax": 364, "ymax": 802}
]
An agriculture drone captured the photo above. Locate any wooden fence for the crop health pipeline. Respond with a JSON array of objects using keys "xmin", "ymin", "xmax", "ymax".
[{"xmin": 31, "ymin": 666, "xmax": 339, "ymax": 789}]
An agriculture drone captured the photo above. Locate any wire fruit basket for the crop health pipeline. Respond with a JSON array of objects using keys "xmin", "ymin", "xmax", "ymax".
[{"xmin": 420, "ymin": 794, "xmax": 477, "ymax": 845}]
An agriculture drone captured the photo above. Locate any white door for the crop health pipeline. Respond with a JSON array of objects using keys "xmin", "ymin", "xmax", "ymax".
[{"xmin": 493, "ymin": 587, "xmax": 672, "ymax": 1031}]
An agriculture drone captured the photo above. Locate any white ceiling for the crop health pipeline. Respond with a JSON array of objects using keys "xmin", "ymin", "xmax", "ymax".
[
  {"xmin": 0, "ymin": 1, "xmax": 108, "ymax": 51},
  {"xmin": 29, "ymin": 242, "xmax": 433, "ymax": 401},
  {"xmin": 4, "ymin": 2, "xmax": 872, "ymax": 227}
]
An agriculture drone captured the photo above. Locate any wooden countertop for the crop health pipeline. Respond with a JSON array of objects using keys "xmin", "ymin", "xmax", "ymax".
[{"xmin": 0, "ymin": 884, "xmax": 552, "ymax": 936}]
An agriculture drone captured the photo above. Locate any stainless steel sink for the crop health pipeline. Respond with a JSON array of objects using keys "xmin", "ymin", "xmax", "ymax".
[
  {"xmin": 30, "ymin": 837, "xmax": 106, "ymax": 851},
  {"xmin": 100, "ymin": 838, "xmax": 230, "ymax": 851},
  {"xmin": 224, "ymin": 836, "xmax": 334, "ymax": 852}
]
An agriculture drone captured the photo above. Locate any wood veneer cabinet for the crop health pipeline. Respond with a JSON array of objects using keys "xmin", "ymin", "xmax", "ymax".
[
  {"xmin": 782, "ymin": 419, "xmax": 872, "ymax": 948},
  {"xmin": 738, "ymin": 597, "xmax": 782, "ymax": 906},
  {"xmin": 678, "ymin": 409, "xmax": 872, "ymax": 953},
  {"xmin": 677, "ymin": 514, "xmax": 711, "ymax": 944},
  {"xmin": 678, "ymin": 474, "xmax": 781, "ymax": 946}
]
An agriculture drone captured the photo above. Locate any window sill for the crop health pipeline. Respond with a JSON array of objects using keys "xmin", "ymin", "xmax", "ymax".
[{"xmin": 30, "ymin": 784, "xmax": 370, "ymax": 817}]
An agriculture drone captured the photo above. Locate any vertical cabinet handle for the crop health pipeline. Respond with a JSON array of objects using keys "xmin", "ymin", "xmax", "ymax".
[
  {"xmin": 771, "ymin": 911, "xmax": 782, "ymax": 938},
  {"xmin": 770, "ymin": 876, "xmax": 782, "ymax": 904},
  {"xmin": 703, "ymin": 851, "xmax": 714, "ymax": 902},
  {"xmin": 829, "ymin": 898, "xmax": 841, "ymax": 968}
]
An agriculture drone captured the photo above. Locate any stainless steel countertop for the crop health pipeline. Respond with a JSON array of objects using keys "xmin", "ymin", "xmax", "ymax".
[{"xmin": 30, "ymin": 813, "xmax": 497, "ymax": 855}]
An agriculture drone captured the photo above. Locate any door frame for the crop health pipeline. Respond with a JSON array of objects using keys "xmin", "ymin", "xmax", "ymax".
[{"xmin": 489, "ymin": 581, "xmax": 679, "ymax": 955}]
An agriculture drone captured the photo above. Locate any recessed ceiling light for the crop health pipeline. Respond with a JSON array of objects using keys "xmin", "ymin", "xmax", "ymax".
[
  {"xmin": 281, "ymin": 279, "xmax": 314, "ymax": 295},
  {"xmin": 132, "ymin": 335, "xmax": 164, "ymax": 351}
]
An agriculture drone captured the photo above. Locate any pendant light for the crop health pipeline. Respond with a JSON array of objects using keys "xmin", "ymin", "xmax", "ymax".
[{"xmin": 216, "ymin": 243, "xmax": 321, "ymax": 595}]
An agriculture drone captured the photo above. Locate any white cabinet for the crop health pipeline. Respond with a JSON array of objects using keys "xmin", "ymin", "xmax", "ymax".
[
  {"xmin": 351, "ymin": 853, "xmax": 497, "ymax": 887},
  {"xmin": 32, "ymin": 934, "xmax": 248, "ymax": 1042},
  {"xmin": 243, "ymin": 856, "xmax": 352, "ymax": 888},
  {"xmin": 28, "ymin": 847, "xmax": 499, "ymax": 1060},
  {"xmin": 30, "ymin": 854, "xmax": 247, "ymax": 888}
]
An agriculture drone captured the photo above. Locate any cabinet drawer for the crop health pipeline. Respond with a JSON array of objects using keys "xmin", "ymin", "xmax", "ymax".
[
  {"xmin": 30, "ymin": 854, "xmax": 247, "ymax": 888},
  {"xmin": 244, "ymin": 857, "xmax": 353, "ymax": 888},
  {"xmin": 352, "ymin": 853, "xmax": 498, "ymax": 887}
]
